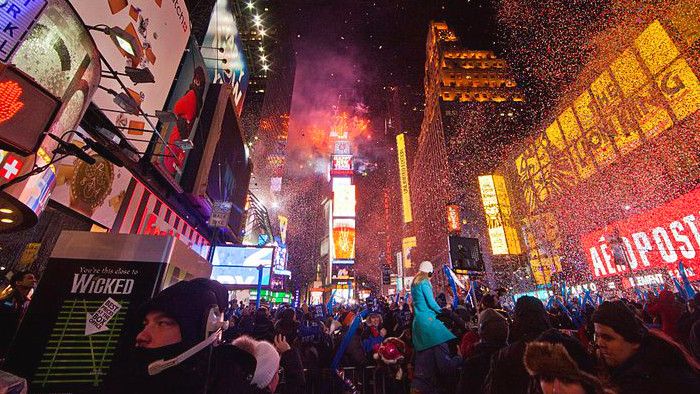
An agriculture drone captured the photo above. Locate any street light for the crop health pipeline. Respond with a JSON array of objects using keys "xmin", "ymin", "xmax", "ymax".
[{"xmin": 86, "ymin": 25, "xmax": 142, "ymax": 60}]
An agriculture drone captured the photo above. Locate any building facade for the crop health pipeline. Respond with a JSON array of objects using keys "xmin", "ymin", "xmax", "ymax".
[
  {"xmin": 494, "ymin": 0, "xmax": 700, "ymax": 294},
  {"xmin": 411, "ymin": 22, "xmax": 525, "ymax": 286}
]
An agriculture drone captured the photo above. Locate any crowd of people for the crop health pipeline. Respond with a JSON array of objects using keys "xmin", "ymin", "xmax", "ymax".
[{"xmin": 2, "ymin": 262, "xmax": 700, "ymax": 393}]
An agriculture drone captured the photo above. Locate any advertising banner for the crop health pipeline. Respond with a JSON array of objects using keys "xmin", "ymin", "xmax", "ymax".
[
  {"xmin": 331, "ymin": 154, "xmax": 353, "ymax": 176},
  {"xmin": 211, "ymin": 245, "xmax": 275, "ymax": 286},
  {"xmin": 50, "ymin": 128, "xmax": 132, "ymax": 229},
  {"xmin": 514, "ymin": 19, "xmax": 700, "ymax": 213},
  {"xmin": 4, "ymin": 257, "xmax": 162, "ymax": 392},
  {"xmin": 396, "ymin": 133, "xmax": 413, "ymax": 223},
  {"xmin": 478, "ymin": 175, "xmax": 521, "ymax": 255},
  {"xmin": 0, "ymin": 0, "xmax": 46, "ymax": 62},
  {"xmin": 333, "ymin": 184, "xmax": 356, "ymax": 217},
  {"xmin": 113, "ymin": 179, "xmax": 210, "ymax": 258},
  {"xmin": 333, "ymin": 218, "xmax": 356, "ymax": 260},
  {"xmin": 402, "ymin": 236, "xmax": 417, "ymax": 269},
  {"xmin": 202, "ymin": 0, "xmax": 249, "ymax": 116},
  {"xmin": 582, "ymin": 187, "xmax": 700, "ymax": 279},
  {"xmin": 150, "ymin": 36, "xmax": 210, "ymax": 185},
  {"xmin": 73, "ymin": 0, "xmax": 190, "ymax": 156},
  {"xmin": 279, "ymin": 215, "xmax": 288, "ymax": 244},
  {"xmin": 446, "ymin": 204, "xmax": 461, "ymax": 233}
]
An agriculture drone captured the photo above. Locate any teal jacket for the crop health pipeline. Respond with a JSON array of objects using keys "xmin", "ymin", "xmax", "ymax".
[{"xmin": 410, "ymin": 279, "xmax": 456, "ymax": 351}]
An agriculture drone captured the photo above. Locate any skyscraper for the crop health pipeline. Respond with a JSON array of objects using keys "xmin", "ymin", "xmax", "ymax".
[{"xmin": 411, "ymin": 22, "xmax": 525, "ymax": 285}]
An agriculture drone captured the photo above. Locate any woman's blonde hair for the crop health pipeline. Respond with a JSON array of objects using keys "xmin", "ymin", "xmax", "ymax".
[{"xmin": 413, "ymin": 271, "xmax": 431, "ymax": 285}]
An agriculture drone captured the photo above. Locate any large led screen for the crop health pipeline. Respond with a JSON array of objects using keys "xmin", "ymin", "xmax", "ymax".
[
  {"xmin": 333, "ymin": 184, "xmax": 356, "ymax": 217},
  {"xmin": 211, "ymin": 245, "xmax": 275, "ymax": 285},
  {"xmin": 333, "ymin": 218, "xmax": 356, "ymax": 260},
  {"xmin": 201, "ymin": 0, "xmax": 249, "ymax": 116},
  {"xmin": 581, "ymin": 186, "xmax": 700, "ymax": 279},
  {"xmin": 150, "ymin": 36, "xmax": 210, "ymax": 185}
]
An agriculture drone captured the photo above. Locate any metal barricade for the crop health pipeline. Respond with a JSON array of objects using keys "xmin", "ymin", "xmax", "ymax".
[{"xmin": 302, "ymin": 365, "xmax": 410, "ymax": 394}]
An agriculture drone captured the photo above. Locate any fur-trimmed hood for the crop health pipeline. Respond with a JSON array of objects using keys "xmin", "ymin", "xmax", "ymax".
[{"xmin": 524, "ymin": 341, "xmax": 609, "ymax": 394}]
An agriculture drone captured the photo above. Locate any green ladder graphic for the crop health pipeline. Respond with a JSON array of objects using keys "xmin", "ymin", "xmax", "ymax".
[{"xmin": 34, "ymin": 298, "xmax": 128, "ymax": 387}]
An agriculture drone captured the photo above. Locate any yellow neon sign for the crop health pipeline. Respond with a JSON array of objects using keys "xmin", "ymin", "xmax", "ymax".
[{"xmin": 396, "ymin": 133, "xmax": 413, "ymax": 223}]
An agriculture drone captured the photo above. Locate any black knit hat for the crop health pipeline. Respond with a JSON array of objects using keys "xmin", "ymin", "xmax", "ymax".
[
  {"xmin": 139, "ymin": 278, "xmax": 229, "ymax": 345},
  {"xmin": 592, "ymin": 301, "xmax": 648, "ymax": 343}
]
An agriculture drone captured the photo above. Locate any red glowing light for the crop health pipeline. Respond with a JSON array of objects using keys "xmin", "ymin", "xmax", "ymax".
[{"xmin": 0, "ymin": 80, "xmax": 24, "ymax": 124}]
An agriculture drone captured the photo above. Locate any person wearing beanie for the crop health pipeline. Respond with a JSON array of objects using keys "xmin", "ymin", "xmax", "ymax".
[
  {"xmin": 103, "ymin": 278, "xmax": 229, "ymax": 394},
  {"xmin": 524, "ymin": 342, "xmax": 611, "ymax": 394},
  {"xmin": 410, "ymin": 261, "xmax": 461, "ymax": 393},
  {"xmin": 457, "ymin": 308, "xmax": 508, "ymax": 393},
  {"xmin": 593, "ymin": 300, "xmax": 700, "ymax": 393},
  {"xmin": 484, "ymin": 296, "xmax": 552, "ymax": 394}
]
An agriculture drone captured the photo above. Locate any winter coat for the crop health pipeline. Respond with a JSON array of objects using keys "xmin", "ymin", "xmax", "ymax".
[
  {"xmin": 277, "ymin": 347, "xmax": 306, "ymax": 394},
  {"xmin": 456, "ymin": 341, "xmax": 504, "ymax": 394},
  {"xmin": 603, "ymin": 332, "xmax": 700, "ymax": 394},
  {"xmin": 412, "ymin": 342, "xmax": 462, "ymax": 394},
  {"xmin": 647, "ymin": 291, "xmax": 682, "ymax": 340},
  {"xmin": 690, "ymin": 319, "xmax": 700, "ymax": 361},
  {"xmin": 411, "ymin": 280, "xmax": 456, "ymax": 351},
  {"xmin": 483, "ymin": 340, "xmax": 530, "ymax": 394},
  {"xmin": 677, "ymin": 309, "xmax": 700, "ymax": 351}
]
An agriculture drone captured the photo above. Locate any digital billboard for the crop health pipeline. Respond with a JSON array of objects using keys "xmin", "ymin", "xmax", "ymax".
[
  {"xmin": 73, "ymin": 0, "xmax": 190, "ymax": 157},
  {"xmin": 333, "ymin": 184, "xmax": 356, "ymax": 217},
  {"xmin": 446, "ymin": 204, "xmax": 461, "ymax": 233},
  {"xmin": 402, "ymin": 236, "xmax": 417, "ymax": 269},
  {"xmin": 396, "ymin": 133, "xmax": 413, "ymax": 223},
  {"xmin": 581, "ymin": 187, "xmax": 700, "ymax": 279},
  {"xmin": 50, "ymin": 127, "xmax": 132, "ymax": 229},
  {"xmin": 211, "ymin": 245, "xmax": 275, "ymax": 285},
  {"xmin": 333, "ymin": 218, "xmax": 356, "ymax": 260},
  {"xmin": 150, "ymin": 36, "xmax": 210, "ymax": 185},
  {"xmin": 331, "ymin": 154, "xmax": 353, "ymax": 176},
  {"xmin": 201, "ymin": 0, "xmax": 249, "ymax": 116},
  {"xmin": 479, "ymin": 175, "xmax": 521, "ymax": 255},
  {"xmin": 514, "ymin": 19, "xmax": 700, "ymax": 213}
]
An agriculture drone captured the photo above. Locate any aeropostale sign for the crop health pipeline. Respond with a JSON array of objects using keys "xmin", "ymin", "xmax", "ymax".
[{"xmin": 581, "ymin": 187, "xmax": 700, "ymax": 279}]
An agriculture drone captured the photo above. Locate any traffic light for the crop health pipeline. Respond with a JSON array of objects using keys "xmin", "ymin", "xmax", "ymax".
[{"xmin": 382, "ymin": 265, "xmax": 391, "ymax": 285}]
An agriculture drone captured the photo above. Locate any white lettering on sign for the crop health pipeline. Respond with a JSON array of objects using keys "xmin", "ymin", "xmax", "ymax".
[
  {"xmin": 582, "ymin": 187, "xmax": 700, "ymax": 278},
  {"xmin": 71, "ymin": 274, "xmax": 134, "ymax": 295},
  {"xmin": 85, "ymin": 297, "xmax": 122, "ymax": 335},
  {"xmin": 0, "ymin": 0, "xmax": 47, "ymax": 62}
]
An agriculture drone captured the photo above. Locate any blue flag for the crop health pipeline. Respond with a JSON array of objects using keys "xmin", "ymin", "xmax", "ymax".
[{"xmin": 679, "ymin": 261, "xmax": 696, "ymax": 298}]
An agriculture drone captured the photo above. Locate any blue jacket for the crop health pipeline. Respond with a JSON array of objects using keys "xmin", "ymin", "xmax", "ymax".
[{"xmin": 411, "ymin": 279, "xmax": 456, "ymax": 351}]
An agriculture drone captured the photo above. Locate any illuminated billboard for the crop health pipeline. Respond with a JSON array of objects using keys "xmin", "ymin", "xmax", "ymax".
[
  {"xmin": 150, "ymin": 36, "xmax": 210, "ymax": 185},
  {"xmin": 581, "ymin": 187, "xmax": 700, "ymax": 279},
  {"xmin": 73, "ymin": 0, "xmax": 190, "ymax": 156},
  {"xmin": 479, "ymin": 175, "xmax": 521, "ymax": 255},
  {"xmin": 331, "ymin": 154, "xmax": 353, "ymax": 176},
  {"xmin": 202, "ymin": 0, "xmax": 249, "ymax": 116},
  {"xmin": 396, "ymin": 133, "xmax": 413, "ymax": 223},
  {"xmin": 515, "ymin": 19, "xmax": 700, "ymax": 213},
  {"xmin": 333, "ymin": 184, "xmax": 356, "ymax": 217},
  {"xmin": 446, "ymin": 204, "xmax": 461, "ymax": 233},
  {"xmin": 211, "ymin": 245, "xmax": 275, "ymax": 286},
  {"xmin": 333, "ymin": 218, "xmax": 356, "ymax": 260},
  {"xmin": 402, "ymin": 236, "xmax": 417, "ymax": 269}
]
